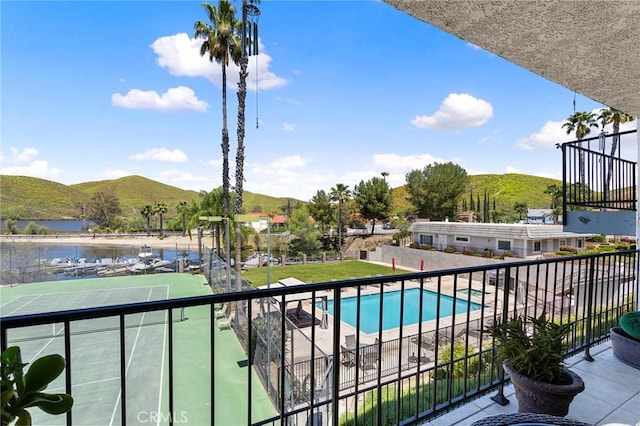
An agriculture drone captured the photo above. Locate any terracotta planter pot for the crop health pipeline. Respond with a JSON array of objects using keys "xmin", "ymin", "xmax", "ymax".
[
  {"xmin": 503, "ymin": 361, "xmax": 585, "ymax": 417},
  {"xmin": 610, "ymin": 327, "xmax": 640, "ymax": 370}
]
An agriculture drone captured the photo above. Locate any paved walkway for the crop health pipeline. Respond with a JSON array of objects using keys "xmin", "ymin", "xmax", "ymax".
[{"xmin": 424, "ymin": 341, "xmax": 640, "ymax": 426}]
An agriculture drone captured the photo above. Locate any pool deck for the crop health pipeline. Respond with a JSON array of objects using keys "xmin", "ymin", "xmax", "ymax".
[{"xmin": 260, "ymin": 275, "xmax": 498, "ymax": 364}]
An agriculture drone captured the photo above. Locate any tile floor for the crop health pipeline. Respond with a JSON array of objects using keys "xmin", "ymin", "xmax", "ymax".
[{"xmin": 422, "ymin": 341, "xmax": 640, "ymax": 426}]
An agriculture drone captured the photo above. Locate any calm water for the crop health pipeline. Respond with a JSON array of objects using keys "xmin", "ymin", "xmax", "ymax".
[
  {"xmin": 0, "ymin": 242, "xmax": 202, "ymax": 282},
  {"xmin": 324, "ymin": 288, "xmax": 483, "ymax": 334}
]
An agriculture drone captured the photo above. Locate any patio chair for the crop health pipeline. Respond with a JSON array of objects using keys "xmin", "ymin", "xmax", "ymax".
[
  {"xmin": 341, "ymin": 344, "xmax": 356, "ymax": 367},
  {"xmin": 411, "ymin": 332, "xmax": 436, "ymax": 352},
  {"xmin": 359, "ymin": 342, "xmax": 380, "ymax": 370},
  {"xmin": 214, "ymin": 303, "xmax": 228, "ymax": 319},
  {"xmin": 345, "ymin": 334, "xmax": 357, "ymax": 350}
]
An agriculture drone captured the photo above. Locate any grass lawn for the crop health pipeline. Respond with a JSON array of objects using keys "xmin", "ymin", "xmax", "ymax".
[{"xmin": 240, "ymin": 260, "xmax": 410, "ymax": 287}]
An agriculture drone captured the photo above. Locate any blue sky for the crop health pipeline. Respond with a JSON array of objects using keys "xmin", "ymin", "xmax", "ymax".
[{"xmin": 2, "ymin": 1, "xmax": 637, "ymax": 201}]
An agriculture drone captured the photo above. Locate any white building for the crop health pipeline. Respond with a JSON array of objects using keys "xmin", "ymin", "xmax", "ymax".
[{"xmin": 408, "ymin": 221, "xmax": 593, "ymax": 258}]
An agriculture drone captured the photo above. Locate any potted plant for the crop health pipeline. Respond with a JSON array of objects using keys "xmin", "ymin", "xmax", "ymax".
[
  {"xmin": 487, "ymin": 313, "xmax": 585, "ymax": 416},
  {"xmin": 1, "ymin": 346, "xmax": 73, "ymax": 425}
]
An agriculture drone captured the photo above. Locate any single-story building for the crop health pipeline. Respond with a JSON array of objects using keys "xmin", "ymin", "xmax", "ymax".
[{"xmin": 408, "ymin": 221, "xmax": 594, "ymax": 258}]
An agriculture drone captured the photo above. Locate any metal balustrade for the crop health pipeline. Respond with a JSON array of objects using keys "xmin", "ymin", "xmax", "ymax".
[
  {"xmin": 560, "ymin": 130, "xmax": 637, "ymax": 212},
  {"xmin": 1, "ymin": 250, "xmax": 638, "ymax": 425}
]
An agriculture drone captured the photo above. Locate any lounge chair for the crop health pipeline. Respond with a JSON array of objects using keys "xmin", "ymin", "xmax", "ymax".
[
  {"xmin": 217, "ymin": 312, "xmax": 234, "ymax": 331},
  {"xmin": 411, "ymin": 332, "xmax": 436, "ymax": 351}
]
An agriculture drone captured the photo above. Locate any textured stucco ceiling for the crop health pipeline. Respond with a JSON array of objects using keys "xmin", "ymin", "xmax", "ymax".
[{"xmin": 383, "ymin": 0, "xmax": 640, "ymax": 116}]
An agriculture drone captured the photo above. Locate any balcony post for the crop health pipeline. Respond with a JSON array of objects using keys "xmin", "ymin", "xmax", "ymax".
[
  {"xmin": 491, "ymin": 267, "xmax": 511, "ymax": 406},
  {"xmin": 331, "ymin": 288, "xmax": 342, "ymax": 426},
  {"xmin": 584, "ymin": 257, "xmax": 596, "ymax": 361}
]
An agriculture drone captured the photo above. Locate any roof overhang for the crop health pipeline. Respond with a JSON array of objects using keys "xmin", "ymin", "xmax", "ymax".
[{"xmin": 383, "ymin": 1, "xmax": 640, "ymax": 116}]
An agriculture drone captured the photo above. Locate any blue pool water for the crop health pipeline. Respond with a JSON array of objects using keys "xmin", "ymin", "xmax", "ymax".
[{"xmin": 323, "ymin": 288, "xmax": 483, "ymax": 334}]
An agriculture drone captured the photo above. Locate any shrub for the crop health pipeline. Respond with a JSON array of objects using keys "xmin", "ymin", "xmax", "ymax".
[
  {"xmin": 558, "ymin": 245, "xmax": 578, "ymax": 254},
  {"xmin": 463, "ymin": 249, "xmax": 475, "ymax": 256},
  {"xmin": 587, "ymin": 234, "xmax": 606, "ymax": 243},
  {"xmin": 409, "ymin": 242, "xmax": 419, "ymax": 249},
  {"xmin": 443, "ymin": 246, "xmax": 456, "ymax": 254},
  {"xmin": 420, "ymin": 244, "xmax": 433, "ymax": 250}
]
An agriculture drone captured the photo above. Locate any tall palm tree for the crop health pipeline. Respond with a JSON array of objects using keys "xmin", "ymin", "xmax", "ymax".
[
  {"xmin": 562, "ymin": 111, "xmax": 598, "ymax": 200},
  {"xmin": 544, "ymin": 184, "xmax": 563, "ymax": 224},
  {"xmin": 153, "ymin": 200, "xmax": 168, "ymax": 238},
  {"xmin": 598, "ymin": 107, "xmax": 635, "ymax": 201},
  {"xmin": 176, "ymin": 201, "xmax": 189, "ymax": 237},
  {"xmin": 194, "ymin": 0, "xmax": 242, "ymax": 230},
  {"xmin": 234, "ymin": 1, "xmax": 260, "ymax": 293},
  {"xmin": 140, "ymin": 205, "xmax": 154, "ymax": 236},
  {"xmin": 330, "ymin": 183, "xmax": 351, "ymax": 254}
]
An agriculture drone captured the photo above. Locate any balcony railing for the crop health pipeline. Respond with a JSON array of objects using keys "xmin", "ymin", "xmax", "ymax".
[
  {"xmin": 560, "ymin": 129, "xmax": 637, "ymax": 214},
  {"xmin": 1, "ymin": 250, "xmax": 638, "ymax": 425}
]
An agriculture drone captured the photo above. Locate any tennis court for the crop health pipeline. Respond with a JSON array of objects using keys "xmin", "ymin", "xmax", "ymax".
[{"xmin": 1, "ymin": 274, "xmax": 277, "ymax": 425}]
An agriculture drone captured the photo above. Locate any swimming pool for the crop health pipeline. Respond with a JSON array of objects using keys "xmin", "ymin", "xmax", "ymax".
[{"xmin": 323, "ymin": 288, "xmax": 483, "ymax": 334}]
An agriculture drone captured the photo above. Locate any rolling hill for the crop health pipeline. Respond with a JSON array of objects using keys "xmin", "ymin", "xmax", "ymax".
[
  {"xmin": 0, "ymin": 175, "xmax": 304, "ymax": 220},
  {"xmin": 1, "ymin": 173, "xmax": 561, "ymax": 220}
]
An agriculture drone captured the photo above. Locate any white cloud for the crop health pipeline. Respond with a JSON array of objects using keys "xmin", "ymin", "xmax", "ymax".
[
  {"xmin": 505, "ymin": 166, "xmax": 521, "ymax": 174},
  {"xmin": 112, "ymin": 86, "xmax": 207, "ymax": 112},
  {"xmin": 411, "ymin": 93, "xmax": 493, "ymax": 130},
  {"xmin": 516, "ymin": 120, "xmax": 567, "ymax": 150},
  {"xmin": 372, "ymin": 153, "xmax": 444, "ymax": 173},
  {"xmin": 130, "ymin": 148, "xmax": 188, "ymax": 163},
  {"xmin": 281, "ymin": 122, "xmax": 296, "ymax": 132},
  {"xmin": 0, "ymin": 147, "xmax": 60, "ymax": 179},
  {"xmin": 151, "ymin": 33, "xmax": 287, "ymax": 90}
]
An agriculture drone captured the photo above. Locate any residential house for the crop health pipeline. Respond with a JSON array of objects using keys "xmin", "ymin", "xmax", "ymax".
[
  {"xmin": 408, "ymin": 221, "xmax": 593, "ymax": 258},
  {"xmin": 526, "ymin": 208, "xmax": 554, "ymax": 225}
]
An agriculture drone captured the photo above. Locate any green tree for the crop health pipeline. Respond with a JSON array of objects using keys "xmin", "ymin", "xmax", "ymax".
[
  {"xmin": 330, "ymin": 184, "xmax": 351, "ymax": 253},
  {"xmin": 514, "ymin": 202, "xmax": 528, "ymax": 221},
  {"xmin": 176, "ymin": 201, "xmax": 189, "ymax": 237},
  {"xmin": 406, "ymin": 162, "xmax": 468, "ymax": 221},
  {"xmin": 287, "ymin": 206, "xmax": 321, "ymax": 254},
  {"xmin": 563, "ymin": 111, "xmax": 598, "ymax": 198},
  {"xmin": 598, "ymin": 107, "xmax": 635, "ymax": 201},
  {"xmin": 308, "ymin": 190, "xmax": 333, "ymax": 233},
  {"xmin": 140, "ymin": 205, "xmax": 154, "ymax": 236},
  {"xmin": 544, "ymin": 184, "xmax": 563, "ymax": 224},
  {"xmin": 87, "ymin": 189, "xmax": 121, "ymax": 229},
  {"xmin": 153, "ymin": 200, "xmax": 168, "ymax": 238},
  {"xmin": 194, "ymin": 0, "xmax": 242, "ymax": 237},
  {"xmin": 352, "ymin": 177, "xmax": 392, "ymax": 236}
]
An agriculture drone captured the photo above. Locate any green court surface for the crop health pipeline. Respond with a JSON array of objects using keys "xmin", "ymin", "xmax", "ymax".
[{"xmin": 1, "ymin": 274, "xmax": 277, "ymax": 425}]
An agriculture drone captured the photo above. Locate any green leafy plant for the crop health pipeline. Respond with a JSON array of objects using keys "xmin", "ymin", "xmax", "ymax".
[
  {"xmin": 487, "ymin": 313, "xmax": 571, "ymax": 384},
  {"xmin": 1, "ymin": 346, "xmax": 73, "ymax": 426}
]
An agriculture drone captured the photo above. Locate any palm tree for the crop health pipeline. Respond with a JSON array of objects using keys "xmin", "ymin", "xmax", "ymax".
[
  {"xmin": 330, "ymin": 183, "xmax": 351, "ymax": 254},
  {"xmin": 562, "ymin": 111, "xmax": 598, "ymax": 200},
  {"xmin": 544, "ymin": 184, "xmax": 563, "ymax": 224},
  {"xmin": 176, "ymin": 201, "xmax": 189, "ymax": 237},
  {"xmin": 153, "ymin": 200, "xmax": 168, "ymax": 238},
  {"xmin": 194, "ymin": 0, "xmax": 242, "ymax": 229},
  {"xmin": 140, "ymin": 205, "xmax": 154, "ymax": 236},
  {"xmin": 598, "ymin": 107, "xmax": 635, "ymax": 201},
  {"xmin": 514, "ymin": 202, "xmax": 528, "ymax": 221}
]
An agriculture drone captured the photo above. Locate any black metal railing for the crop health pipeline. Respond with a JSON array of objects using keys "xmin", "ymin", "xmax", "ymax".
[
  {"xmin": 560, "ymin": 129, "xmax": 637, "ymax": 213},
  {"xmin": 1, "ymin": 250, "xmax": 638, "ymax": 425}
]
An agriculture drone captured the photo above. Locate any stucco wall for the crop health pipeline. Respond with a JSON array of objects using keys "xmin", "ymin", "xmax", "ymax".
[{"xmin": 367, "ymin": 245, "xmax": 502, "ymax": 271}]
